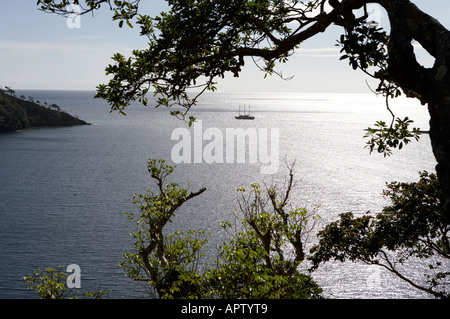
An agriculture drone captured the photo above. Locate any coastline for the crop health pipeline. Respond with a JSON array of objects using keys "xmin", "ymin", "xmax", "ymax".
[{"xmin": 0, "ymin": 89, "xmax": 89, "ymax": 132}]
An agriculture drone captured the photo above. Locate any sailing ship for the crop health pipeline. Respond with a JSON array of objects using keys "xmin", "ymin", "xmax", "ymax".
[{"xmin": 235, "ymin": 104, "xmax": 255, "ymax": 120}]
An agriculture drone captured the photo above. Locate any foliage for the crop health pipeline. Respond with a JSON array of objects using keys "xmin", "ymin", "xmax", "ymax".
[
  {"xmin": 338, "ymin": 22, "xmax": 389, "ymax": 74},
  {"xmin": 90, "ymin": 0, "xmax": 301, "ymax": 123},
  {"xmin": 209, "ymin": 231, "xmax": 323, "ymax": 298},
  {"xmin": 309, "ymin": 171, "xmax": 450, "ymax": 298},
  {"xmin": 208, "ymin": 175, "xmax": 323, "ymax": 299},
  {"xmin": 0, "ymin": 89, "xmax": 29, "ymax": 131},
  {"xmin": 23, "ymin": 267, "xmax": 108, "ymax": 299},
  {"xmin": 336, "ymin": 19, "xmax": 423, "ymax": 156},
  {"xmin": 363, "ymin": 117, "xmax": 421, "ymax": 157},
  {"xmin": 1, "ymin": 86, "xmax": 16, "ymax": 97},
  {"xmin": 120, "ymin": 159, "xmax": 322, "ymax": 298},
  {"xmin": 119, "ymin": 158, "xmax": 208, "ymax": 298}
]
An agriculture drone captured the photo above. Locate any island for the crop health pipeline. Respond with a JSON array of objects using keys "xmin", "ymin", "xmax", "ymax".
[{"xmin": 0, "ymin": 88, "xmax": 89, "ymax": 132}]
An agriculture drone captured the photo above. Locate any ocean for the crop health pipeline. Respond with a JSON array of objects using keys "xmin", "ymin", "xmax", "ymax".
[{"xmin": 0, "ymin": 90, "xmax": 441, "ymax": 298}]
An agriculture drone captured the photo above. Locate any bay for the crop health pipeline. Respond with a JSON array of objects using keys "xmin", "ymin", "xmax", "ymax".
[{"xmin": 0, "ymin": 90, "xmax": 439, "ymax": 298}]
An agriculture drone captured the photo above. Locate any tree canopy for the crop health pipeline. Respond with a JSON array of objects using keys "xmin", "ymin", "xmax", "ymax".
[
  {"xmin": 310, "ymin": 171, "xmax": 449, "ymax": 298},
  {"xmin": 119, "ymin": 159, "xmax": 323, "ymax": 298}
]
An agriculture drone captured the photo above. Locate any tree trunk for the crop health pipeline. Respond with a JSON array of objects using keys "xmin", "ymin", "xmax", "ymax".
[
  {"xmin": 429, "ymin": 86, "xmax": 450, "ymax": 225},
  {"xmin": 379, "ymin": 0, "xmax": 450, "ymax": 224},
  {"xmin": 429, "ymin": 23, "xmax": 450, "ymax": 224}
]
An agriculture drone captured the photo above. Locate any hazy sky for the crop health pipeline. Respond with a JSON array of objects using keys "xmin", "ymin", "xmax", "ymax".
[{"xmin": 1, "ymin": 1, "xmax": 449, "ymax": 93}]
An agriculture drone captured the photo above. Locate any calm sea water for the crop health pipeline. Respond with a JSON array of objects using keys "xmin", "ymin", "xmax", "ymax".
[{"xmin": 0, "ymin": 90, "xmax": 441, "ymax": 298}]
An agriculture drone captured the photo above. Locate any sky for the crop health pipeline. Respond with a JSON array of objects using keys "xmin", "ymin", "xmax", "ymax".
[{"xmin": 0, "ymin": 0, "xmax": 449, "ymax": 93}]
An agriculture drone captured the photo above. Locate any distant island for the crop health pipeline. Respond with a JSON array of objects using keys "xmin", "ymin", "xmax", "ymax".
[{"xmin": 0, "ymin": 87, "xmax": 89, "ymax": 132}]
